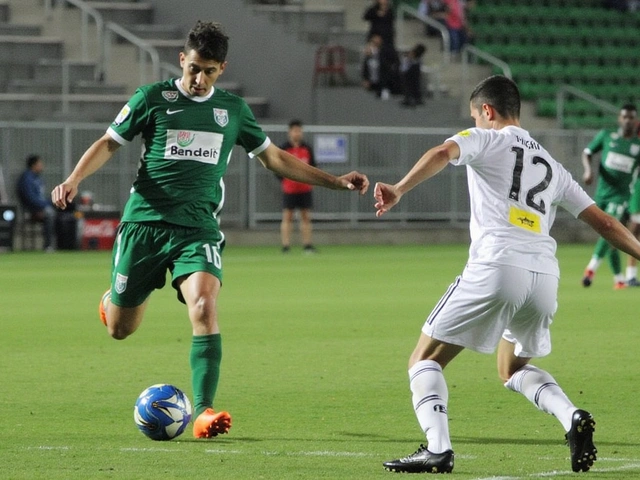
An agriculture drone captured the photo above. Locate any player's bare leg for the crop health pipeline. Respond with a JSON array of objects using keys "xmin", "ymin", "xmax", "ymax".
[
  {"xmin": 281, "ymin": 208, "xmax": 294, "ymax": 252},
  {"xmin": 300, "ymin": 208, "xmax": 316, "ymax": 253},
  {"xmin": 99, "ymin": 290, "xmax": 148, "ymax": 339},
  {"xmin": 178, "ymin": 272, "xmax": 231, "ymax": 438}
]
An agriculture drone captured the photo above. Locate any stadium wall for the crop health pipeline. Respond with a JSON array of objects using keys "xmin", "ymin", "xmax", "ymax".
[{"xmin": 150, "ymin": 0, "xmax": 318, "ymax": 123}]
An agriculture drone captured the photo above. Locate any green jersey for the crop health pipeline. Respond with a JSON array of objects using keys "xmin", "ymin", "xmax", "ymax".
[
  {"xmin": 108, "ymin": 78, "xmax": 269, "ymax": 229},
  {"xmin": 585, "ymin": 129, "xmax": 640, "ymax": 204}
]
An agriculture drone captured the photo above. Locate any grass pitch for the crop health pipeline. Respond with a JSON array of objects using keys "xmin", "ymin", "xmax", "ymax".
[{"xmin": 2, "ymin": 244, "xmax": 640, "ymax": 479}]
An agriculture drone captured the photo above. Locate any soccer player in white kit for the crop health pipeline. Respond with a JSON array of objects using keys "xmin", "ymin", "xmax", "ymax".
[{"xmin": 374, "ymin": 75, "xmax": 640, "ymax": 474}]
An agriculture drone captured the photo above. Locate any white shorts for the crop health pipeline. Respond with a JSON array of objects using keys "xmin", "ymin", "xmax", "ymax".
[{"xmin": 423, "ymin": 263, "xmax": 558, "ymax": 357}]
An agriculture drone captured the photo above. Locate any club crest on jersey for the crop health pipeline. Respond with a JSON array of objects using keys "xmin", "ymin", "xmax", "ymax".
[
  {"xmin": 162, "ymin": 90, "xmax": 179, "ymax": 102},
  {"xmin": 213, "ymin": 108, "xmax": 229, "ymax": 127},
  {"xmin": 115, "ymin": 273, "xmax": 128, "ymax": 294},
  {"xmin": 177, "ymin": 130, "xmax": 196, "ymax": 147},
  {"xmin": 631, "ymin": 144, "xmax": 640, "ymax": 156}
]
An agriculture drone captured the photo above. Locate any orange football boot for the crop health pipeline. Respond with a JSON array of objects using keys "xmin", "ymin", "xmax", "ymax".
[
  {"xmin": 99, "ymin": 289, "xmax": 111, "ymax": 326},
  {"xmin": 193, "ymin": 408, "xmax": 232, "ymax": 438}
]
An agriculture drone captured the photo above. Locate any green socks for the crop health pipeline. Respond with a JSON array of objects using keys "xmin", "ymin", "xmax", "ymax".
[{"xmin": 190, "ymin": 333, "xmax": 222, "ymax": 417}]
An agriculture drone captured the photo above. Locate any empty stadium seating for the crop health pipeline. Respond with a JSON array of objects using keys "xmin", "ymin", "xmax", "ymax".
[{"xmin": 468, "ymin": 0, "xmax": 640, "ymax": 128}]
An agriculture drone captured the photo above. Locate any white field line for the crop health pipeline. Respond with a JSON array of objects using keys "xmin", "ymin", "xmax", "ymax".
[
  {"xmin": 27, "ymin": 446, "xmax": 640, "ymax": 476},
  {"xmin": 26, "ymin": 445, "xmax": 475, "ymax": 459},
  {"xmin": 471, "ymin": 461, "xmax": 640, "ymax": 480}
]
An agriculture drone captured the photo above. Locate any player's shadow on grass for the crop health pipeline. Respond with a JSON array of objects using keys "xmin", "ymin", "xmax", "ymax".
[{"xmin": 454, "ymin": 436, "xmax": 640, "ymax": 448}]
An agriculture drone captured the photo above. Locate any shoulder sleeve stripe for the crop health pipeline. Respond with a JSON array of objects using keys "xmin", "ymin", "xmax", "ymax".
[
  {"xmin": 248, "ymin": 137, "xmax": 272, "ymax": 158},
  {"xmin": 106, "ymin": 127, "xmax": 128, "ymax": 145}
]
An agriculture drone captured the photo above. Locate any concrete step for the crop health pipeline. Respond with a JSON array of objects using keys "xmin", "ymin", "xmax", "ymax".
[
  {"xmin": 0, "ymin": 1, "xmax": 8, "ymax": 22},
  {"xmin": 312, "ymin": 86, "xmax": 463, "ymax": 127},
  {"xmin": 84, "ymin": 1, "xmax": 154, "ymax": 25},
  {"xmin": 125, "ymin": 23, "xmax": 182, "ymax": 41},
  {"xmin": 252, "ymin": 3, "xmax": 345, "ymax": 36},
  {"xmin": 34, "ymin": 59, "xmax": 98, "ymax": 83},
  {"xmin": 0, "ymin": 35, "xmax": 64, "ymax": 63},
  {"xmin": 0, "ymin": 92, "xmax": 130, "ymax": 121},
  {"xmin": 0, "ymin": 22, "xmax": 41, "ymax": 36},
  {"xmin": 6, "ymin": 79, "xmax": 126, "ymax": 95}
]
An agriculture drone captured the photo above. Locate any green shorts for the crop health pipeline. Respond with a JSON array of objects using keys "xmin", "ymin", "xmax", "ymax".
[
  {"xmin": 629, "ymin": 181, "xmax": 640, "ymax": 217},
  {"xmin": 110, "ymin": 222, "xmax": 225, "ymax": 308},
  {"xmin": 597, "ymin": 199, "xmax": 628, "ymax": 221}
]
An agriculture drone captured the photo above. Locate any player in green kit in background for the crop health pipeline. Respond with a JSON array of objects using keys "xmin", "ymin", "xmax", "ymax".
[
  {"xmin": 581, "ymin": 104, "xmax": 640, "ymax": 289},
  {"xmin": 51, "ymin": 21, "xmax": 369, "ymax": 439}
]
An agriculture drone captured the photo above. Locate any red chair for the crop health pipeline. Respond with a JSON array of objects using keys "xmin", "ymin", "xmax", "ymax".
[{"xmin": 313, "ymin": 45, "xmax": 347, "ymax": 87}]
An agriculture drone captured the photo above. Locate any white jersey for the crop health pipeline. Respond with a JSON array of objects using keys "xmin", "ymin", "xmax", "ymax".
[{"xmin": 447, "ymin": 126, "xmax": 594, "ymax": 277}]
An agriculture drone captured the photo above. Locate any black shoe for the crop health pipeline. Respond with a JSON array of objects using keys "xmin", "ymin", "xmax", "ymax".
[
  {"xmin": 303, "ymin": 244, "xmax": 317, "ymax": 254},
  {"xmin": 383, "ymin": 445, "xmax": 454, "ymax": 473},
  {"xmin": 627, "ymin": 277, "xmax": 640, "ymax": 287},
  {"xmin": 282, "ymin": 246, "xmax": 290, "ymax": 253},
  {"xmin": 565, "ymin": 409, "xmax": 597, "ymax": 472}
]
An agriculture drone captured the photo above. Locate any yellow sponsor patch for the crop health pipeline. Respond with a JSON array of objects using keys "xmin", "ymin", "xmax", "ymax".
[
  {"xmin": 457, "ymin": 129, "xmax": 471, "ymax": 137},
  {"xmin": 509, "ymin": 206, "xmax": 541, "ymax": 233}
]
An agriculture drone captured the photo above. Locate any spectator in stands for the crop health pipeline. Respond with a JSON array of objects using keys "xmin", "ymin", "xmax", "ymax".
[
  {"xmin": 400, "ymin": 43, "xmax": 427, "ymax": 107},
  {"xmin": 361, "ymin": 33, "xmax": 400, "ymax": 100},
  {"xmin": 418, "ymin": 0, "xmax": 447, "ymax": 36},
  {"xmin": 16, "ymin": 154, "xmax": 56, "ymax": 251},
  {"xmin": 431, "ymin": 0, "xmax": 474, "ymax": 56},
  {"xmin": 279, "ymin": 120, "xmax": 317, "ymax": 254},
  {"xmin": 363, "ymin": 0, "xmax": 395, "ymax": 46}
]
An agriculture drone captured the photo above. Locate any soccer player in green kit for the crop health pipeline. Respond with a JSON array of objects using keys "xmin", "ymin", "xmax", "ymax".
[
  {"xmin": 582, "ymin": 104, "xmax": 640, "ymax": 289},
  {"xmin": 51, "ymin": 21, "xmax": 369, "ymax": 439}
]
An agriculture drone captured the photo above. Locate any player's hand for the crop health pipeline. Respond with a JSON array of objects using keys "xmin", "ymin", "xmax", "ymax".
[
  {"xmin": 582, "ymin": 170, "xmax": 593, "ymax": 185},
  {"xmin": 374, "ymin": 182, "xmax": 401, "ymax": 217},
  {"xmin": 51, "ymin": 181, "xmax": 78, "ymax": 210},
  {"xmin": 337, "ymin": 171, "xmax": 370, "ymax": 195}
]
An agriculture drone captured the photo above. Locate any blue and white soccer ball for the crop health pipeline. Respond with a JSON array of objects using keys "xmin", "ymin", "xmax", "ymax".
[{"xmin": 134, "ymin": 384, "xmax": 192, "ymax": 441}]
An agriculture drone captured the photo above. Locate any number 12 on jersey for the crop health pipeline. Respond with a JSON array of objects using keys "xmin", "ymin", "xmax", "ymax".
[{"xmin": 508, "ymin": 146, "xmax": 552, "ymax": 215}]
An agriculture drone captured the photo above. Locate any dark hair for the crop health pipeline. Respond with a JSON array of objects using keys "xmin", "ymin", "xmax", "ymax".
[
  {"xmin": 26, "ymin": 154, "xmax": 41, "ymax": 169},
  {"xmin": 469, "ymin": 75, "xmax": 521, "ymax": 120},
  {"xmin": 288, "ymin": 119, "xmax": 303, "ymax": 129},
  {"xmin": 621, "ymin": 103, "xmax": 637, "ymax": 113},
  {"xmin": 413, "ymin": 44, "xmax": 426, "ymax": 58},
  {"xmin": 184, "ymin": 21, "xmax": 229, "ymax": 63}
]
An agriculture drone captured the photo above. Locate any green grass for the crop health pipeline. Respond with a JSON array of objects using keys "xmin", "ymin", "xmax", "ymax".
[{"xmin": 2, "ymin": 244, "xmax": 640, "ymax": 479}]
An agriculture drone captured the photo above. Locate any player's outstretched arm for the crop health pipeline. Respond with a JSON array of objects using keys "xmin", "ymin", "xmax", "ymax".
[
  {"xmin": 257, "ymin": 143, "xmax": 369, "ymax": 194},
  {"xmin": 51, "ymin": 133, "xmax": 120, "ymax": 210},
  {"xmin": 579, "ymin": 204, "xmax": 640, "ymax": 260},
  {"xmin": 581, "ymin": 151, "xmax": 594, "ymax": 185},
  {"xmin": 374, "ymin": 141, "xmax": 459, "ymax": 217}
]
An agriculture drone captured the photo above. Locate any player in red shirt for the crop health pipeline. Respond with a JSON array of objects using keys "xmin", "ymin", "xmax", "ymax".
[{"xmin": 280, "ymin": 120, "xmax": 316, "ymax": 253}]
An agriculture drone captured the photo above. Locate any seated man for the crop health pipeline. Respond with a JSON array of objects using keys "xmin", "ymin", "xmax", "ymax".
[{"xmin": 17, "ymin": 154, "xmax": 56, "ymax": 251}]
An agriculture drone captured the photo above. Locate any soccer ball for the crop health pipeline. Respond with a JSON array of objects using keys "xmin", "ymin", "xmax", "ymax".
[{"xmin": 134, "ymin": 384, "xmax": 192, "ymax": 441}]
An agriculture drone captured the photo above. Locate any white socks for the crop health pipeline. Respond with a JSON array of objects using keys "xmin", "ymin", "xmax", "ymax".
[
  {"xmin": 586, "ymin": 257, "xmax": 601, "ymax": 272},
  {"xmin": 504, "ymin": 364, "xmax": 576, "ymax": 431},
  {"xmin": 626, "ymin": 266, "xmax": 637, "ymax": 281},
  {"xmin": 409, "ymin": 360, "xmax": 452, "ymax": 453}
]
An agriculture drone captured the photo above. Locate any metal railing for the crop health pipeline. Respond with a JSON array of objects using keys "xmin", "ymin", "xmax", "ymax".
[
  {"xmin": 461, "ymin": 44, "xmax": 512, "ymax": 112},
  {"xmin": 396, "ymin": 4, "xmax": 451, "ymax": 64},
  {"xmin": 0, "ymin": 122, "xmax": 595, "ymax": 231},
  {"xmin": 103, "ymin": 22, "xmax": 160, "ymax": 86},
  {"xmin": 556, "ymin": 85, "xmax": 618, "ymax": 129},
  {"xmin": 44, "ymin": 0, "xmax": 163, "ymax": 87},
  {"xmin": 44, "ymin": 0, "xmax": 104, "ymax": 74}
]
